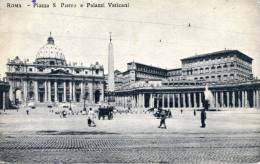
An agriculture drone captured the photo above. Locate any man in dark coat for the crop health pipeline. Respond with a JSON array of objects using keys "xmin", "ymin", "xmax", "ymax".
[
  {"xmin": 200, "ymin": 109, "xmax": 206, "ymax": 128},
  {"xmin": 201, "ymin": 100, "xmax": 208, "ymax": 128},
  {"xmin": 158, "ymin": 110, "xmax": 167, "ymax": 129}
]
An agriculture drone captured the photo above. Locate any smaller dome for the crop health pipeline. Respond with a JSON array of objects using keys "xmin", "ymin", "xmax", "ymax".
[{"xmin": 35, "ymin": 33, "xmax": 66, "ymax": 65}]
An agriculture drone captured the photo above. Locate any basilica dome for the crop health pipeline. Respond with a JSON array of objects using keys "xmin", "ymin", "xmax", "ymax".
[{"xmin": 35, "ymin": 33, "xmax": 67, "ymax": 65}]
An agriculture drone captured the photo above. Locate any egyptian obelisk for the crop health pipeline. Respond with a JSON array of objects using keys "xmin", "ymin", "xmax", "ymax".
[{"xmin": 108, "ymin": 32, "xmax": 115, "ymax": 92}]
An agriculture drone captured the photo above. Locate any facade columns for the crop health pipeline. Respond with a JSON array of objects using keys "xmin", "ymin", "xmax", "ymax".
[
  {"xmin": 72, "ymin": 81, "xmax": 76, "ymax": 102},
  {"xmin": 63, "ymin": 81, "xmax": 66, "ymax": 102},
  {"xmin": 9, "ymin": 83, "xmax": 13, "ymax": 102},
  {"xmin": 69, "ymin": 81, "xmax": 72, "ymax": 101},
  {"xmin": 100, "ymin": 82, "xmax": 104, "ymax": 102},
  {"xmin": 80, "ymin": 82, "xmax": 84, "ymax": 102},
  {"xmin": 44, "ymin": 81, "xmax": 47, "ymax": 102},
  {"xmin": 34, "ymin": 80, "xmax": 38, "ymax": 102},
  {"xmin": 88, "ymin": 83, "xmax": 93, "ymax": 103},
  {"xmin": 24, "ymin": 81, "xmax": 28, "ymax": 103},
  {"xmin": 54, "ymin": 81, "xmax": 58, "ymax": 102},
  {"xmin": 48, "ymin": 81, "xmax": 51, "ymax": 102}
]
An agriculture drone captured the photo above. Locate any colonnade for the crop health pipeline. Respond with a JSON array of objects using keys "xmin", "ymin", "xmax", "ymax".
[{"xmin": 114, "ymin": 89, "xmax": 260, "ymax": 110}]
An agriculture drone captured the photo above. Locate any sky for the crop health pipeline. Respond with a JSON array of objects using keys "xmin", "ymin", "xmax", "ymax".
[{"xmin": 0, "ymin": 0, "xmax": 259, "ymax": 78}]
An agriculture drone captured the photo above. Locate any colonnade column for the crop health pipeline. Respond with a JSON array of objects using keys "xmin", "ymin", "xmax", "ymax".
[
  {"xmin": 245, "ymin": 90, "xmax": 248, "ymax": 108},
  {"xmin": 183, "ymin": 93, "xmax": 186, "ymax": 108},
  {"xmin": 232, "ymin": 91, "xmax": 235, "ymax": 108},
  {"xmin": 215, "ymin": 92, "xmax": 218, "ymax": 108},
  {"xmin": 178, "ymin": 93, "xmax": 181, "ymax": 108},
  {"xmin": 149, "ymin": 94, "xmax": 153, "ymax": 108},
  {"xmin": 220, "ymin": 91, "xmax": 224, "ymax": 108},
  {"xmin": 238, "ymin": 91, "xmax": 241, "ymax": 107},
  {"xmin": 188, "ymin": 93, "xmax": 191, "ymax": 108},
  {"xmin": 199, "ymin": 92, "xmax": 202, "ymax": 108},
  {"xmin": 34, "ymin": 80, "xmax": 38, "ymax": 102},
  {"xmin": 162, "ymin": 94, "xmax": 165, "ymax": 108},
  {"xmin": 241, "ymin": 91, "xmax": 245, "ymax": 108},
  {"xmin": 194, "ymin": 93, "xmax": 197, "ymax": 108},
  {"xmin": 226, "ymin": 91, "xmax": 230, "ymax": 108},
  {"xmin": 54, "ymin": 81, "xmax": 58, "ymax": 102},
  {"xmin": 63, "ymin": 81, "xmax": 66, "ymax": 102},
  {"xmin": 256, "ymin": 90, "xmax": 260, "ymax": 108},
  {"xmin": 2, "ymin": 92, "xmax": 6, "ymax": 111},
  {"xmin": 172, "ymin": 94, "xmax": 175, "ymax": 108},
  {"xmin": 167, "ymin": 94, "xmax": 170, "ymax": 108}
]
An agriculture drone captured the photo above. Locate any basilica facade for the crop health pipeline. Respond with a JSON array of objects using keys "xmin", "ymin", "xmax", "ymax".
[{"xmin": 6, "ymin": 34, "xmax": 105, "ymax": 105}]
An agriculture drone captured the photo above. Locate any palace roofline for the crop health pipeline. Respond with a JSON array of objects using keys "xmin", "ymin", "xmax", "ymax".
[{"xmin": 181, "ymin": 50, "xmax": 253, "ymax": 63}]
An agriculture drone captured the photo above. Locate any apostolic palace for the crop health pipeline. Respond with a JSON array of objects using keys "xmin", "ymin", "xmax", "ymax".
[{"xmin": 112, "ymin": 50, "xmax": 260, "ymax": 111}]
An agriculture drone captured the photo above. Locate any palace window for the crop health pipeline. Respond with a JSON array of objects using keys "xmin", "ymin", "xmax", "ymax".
[
  {"xmin": 205, "ymin": 67, "xmax": 209, "ymax": 73},
  {"xmin": 95, "ymin": 69, "xmax": 99, "ymax": 74},
  {"xmin": 217, "ymin": 65, "xmax": 222, "ymax": 72},
  {"xmin": 200, "ymin": 68, "xmax": 203, "ymax": 74}
]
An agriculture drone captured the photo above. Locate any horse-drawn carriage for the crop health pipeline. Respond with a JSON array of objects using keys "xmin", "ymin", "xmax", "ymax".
[{"xmin": 98, "ymin": 106, "xmax": 114, "ymax": 120}]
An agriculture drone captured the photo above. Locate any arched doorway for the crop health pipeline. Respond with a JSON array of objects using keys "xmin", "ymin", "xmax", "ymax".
[
  {"xmin": 94, "ymin": 90, "xmax": 101, "ymax": 104},
  {"xmin": 14, "ymin": 89, "xmax": 22, "ymax": 105}
]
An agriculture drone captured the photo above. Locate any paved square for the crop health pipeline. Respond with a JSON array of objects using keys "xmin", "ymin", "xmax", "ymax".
[{"xmin": 0, "ymin": 108, "xmax": 259, "ymax": 163}]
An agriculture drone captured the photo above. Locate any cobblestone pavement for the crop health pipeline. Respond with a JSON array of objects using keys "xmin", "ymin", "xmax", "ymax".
[{"xmin": 0, "ymin": 108, "xmax": 260, "ymax": 163}]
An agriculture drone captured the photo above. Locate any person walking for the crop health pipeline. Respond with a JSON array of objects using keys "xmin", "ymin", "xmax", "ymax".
[
  {"xmin": 26, "ymin": 108, "xmax": 29, "ymax": 115},
  {"xmin": 87, "ymin": 108, "xmax": 96, "ymax": 127},
  {"xmin": 193, "ymin": 109, "xmax": 196, "ymax": 116},
  {"xmin": 158, "ymin": 110, "xmax": 167, "ymax": 129},
  {"xmin": 200, "ymin": 109, "xmax": 206, "ymax": 128}
]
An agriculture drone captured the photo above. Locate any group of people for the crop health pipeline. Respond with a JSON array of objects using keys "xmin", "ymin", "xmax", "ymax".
[{"xmin": 158, "ymin": 100, "xmax": 208, "ymax": 129}]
